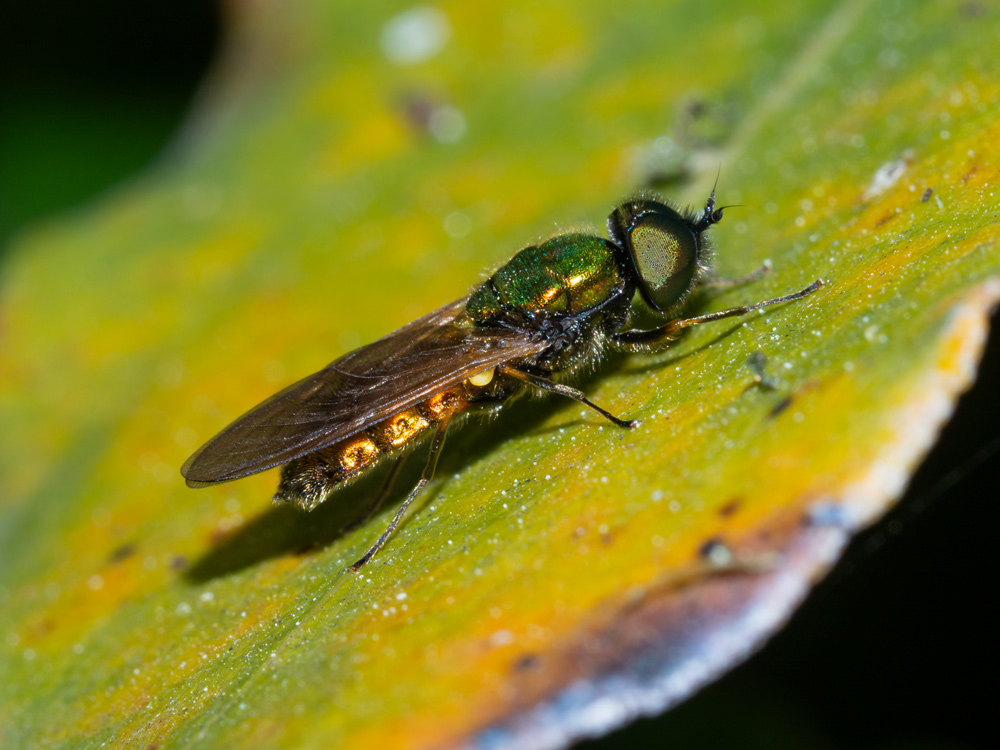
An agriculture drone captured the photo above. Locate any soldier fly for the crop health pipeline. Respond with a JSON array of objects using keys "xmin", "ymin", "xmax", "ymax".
[{"xmin": 182, "ymin": 191, "xmax": 822, "ymax": 570}]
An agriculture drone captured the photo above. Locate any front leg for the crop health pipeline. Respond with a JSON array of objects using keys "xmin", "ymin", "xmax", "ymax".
[{"xmin": 611, "ymin": 279, "xmax": 823, "ymax": 355}]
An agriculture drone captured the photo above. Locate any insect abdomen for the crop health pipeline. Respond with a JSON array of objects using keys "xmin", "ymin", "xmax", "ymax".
[{"xmin": 273, "ymin": 386, "xmax": 471, "ymax": 510}]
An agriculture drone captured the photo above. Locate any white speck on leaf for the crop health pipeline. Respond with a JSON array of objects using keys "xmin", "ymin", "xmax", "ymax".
[
  {"xmin": 380, "ymin": 7, "xmax": 451, "ymax": 65},
  {"xmin": 863, "ymin": 158, "xmax": 907, "ymax": 199}
]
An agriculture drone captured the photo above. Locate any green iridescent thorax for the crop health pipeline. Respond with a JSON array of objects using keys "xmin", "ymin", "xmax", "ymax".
[{"xmin": 467, "ymin": 233, "xmax": 624, "ymax": 323}]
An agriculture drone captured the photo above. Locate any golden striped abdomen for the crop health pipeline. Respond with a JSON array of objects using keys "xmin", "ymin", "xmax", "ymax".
[{"xmin": 273, "ymin": 384, "xmax": 472, "ymax": 510}]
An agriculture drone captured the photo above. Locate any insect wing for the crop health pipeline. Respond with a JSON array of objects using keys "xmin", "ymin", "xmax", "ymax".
[{"xmin": 181, "ymin": 298, "xmax": 546, "ymax": 486}]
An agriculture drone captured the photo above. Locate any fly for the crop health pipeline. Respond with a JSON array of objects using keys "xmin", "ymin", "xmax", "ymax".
[{"xmin": 181, "ymin": 191, "xmax": 823, "ymax": 570}]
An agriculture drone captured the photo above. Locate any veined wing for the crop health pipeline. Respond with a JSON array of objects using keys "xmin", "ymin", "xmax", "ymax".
[{"xmin": 181, "ymin": 297, "xmax": 547, "ymax": 486}]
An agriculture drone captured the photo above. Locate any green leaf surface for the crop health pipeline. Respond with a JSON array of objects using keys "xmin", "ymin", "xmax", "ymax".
[{"xmin": 2, "ymin": 1, "xmax": 999, "ymax": 748}]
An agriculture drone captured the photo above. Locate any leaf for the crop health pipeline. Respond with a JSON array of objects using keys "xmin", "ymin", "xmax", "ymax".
[{"xmin": 1, "ymin": 1, "xmax": 999, "ymax": 749}]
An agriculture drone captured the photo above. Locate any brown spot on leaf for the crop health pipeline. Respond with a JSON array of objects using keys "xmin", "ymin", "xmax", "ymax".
[
  {"xmin": 514, "ymin": 654, "xmax": 540, "ymax": 672},
  {"xmin": 961, "ymin": 1, "xmax": 986, "ymax": 17},
  {"xmin": 398, "ymin": 90, "xmax": 438, "ymax": 133},
  {"xmin": 875, "ymin": 208, "xmax": 900, "ymax": 227},
  {"xmin": 717, "ymin": 499, "xmax": 742, "ymax": 518},
  {"xmin": 108, "ymin": 543, "xmax": 136, "ymax": 563},
  {"xmin": 209, "ymin": 528, "xmax": 228, "ymax": 546},
  {"xmin": 769, "ymin": 396, "xmax": 794, "ymax": 418}
]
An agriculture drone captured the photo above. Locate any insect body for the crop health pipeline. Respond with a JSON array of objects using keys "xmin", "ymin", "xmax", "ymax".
[{"xmin": 182, "ymin": 191, "xmax": 822, "ymax": 570}]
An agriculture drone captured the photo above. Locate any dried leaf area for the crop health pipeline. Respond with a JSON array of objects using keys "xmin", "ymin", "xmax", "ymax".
[{"xmin": 1, "ymin": 1, "xmax": 999, "ymax": 749}]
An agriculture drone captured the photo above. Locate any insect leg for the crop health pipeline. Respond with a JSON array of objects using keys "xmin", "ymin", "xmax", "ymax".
[
  {"xmin": 349, "ymin": 420, "xmax": 449, "ymax": 571},
  {"xmin": 611, "ymin": 279, "xmax": 823, "ymax": 354},
  {"xmin": 699, "ymin": 259, "xmax": 771, "ymax": 289},
  {"xmin": 498, "ymin": 366, "xmax": 638, "ymax": 429},
  {"xmin": 343, "ymin": 454, "xmax": 408, "ymax": 532}
]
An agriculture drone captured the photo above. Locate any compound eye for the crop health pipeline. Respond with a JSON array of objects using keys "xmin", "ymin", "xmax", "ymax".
[{"xmin": 627, "ymin": 210, "xmax": 698, "ymax": 312}]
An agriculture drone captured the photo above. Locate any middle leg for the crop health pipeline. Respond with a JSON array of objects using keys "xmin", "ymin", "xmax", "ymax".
[{"xmin": 498, "ymin": 365, "xmax": 638, "ymax": 429}]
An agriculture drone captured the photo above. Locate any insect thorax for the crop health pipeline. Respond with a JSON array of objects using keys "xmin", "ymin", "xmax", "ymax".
[
  {"xmin": 466, "ymin": 232, "xmax": 631, "ymax": 370},
  {"xmin": 467, "ymin": 234, "xmax": 627, "ymax": 321}
]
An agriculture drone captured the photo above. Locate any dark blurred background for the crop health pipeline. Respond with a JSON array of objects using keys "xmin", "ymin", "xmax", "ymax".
[
  {"xmin": 1, "ymin": 3, "xmax": 996, "ymax": 748},
  {"xmin": 0, "ymin": 1, "xmax": 220, "ymax": 252}
]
